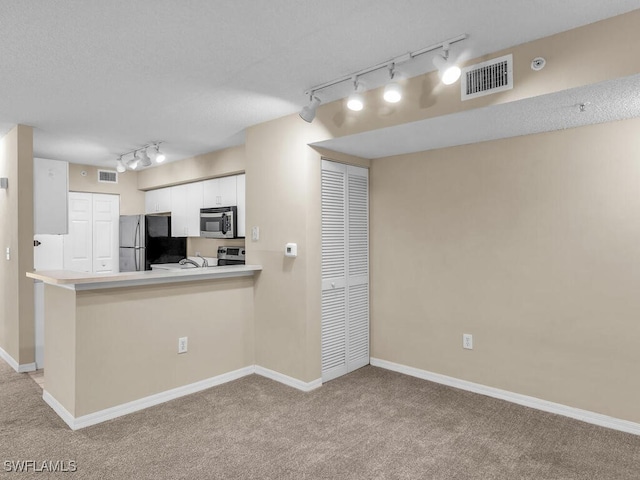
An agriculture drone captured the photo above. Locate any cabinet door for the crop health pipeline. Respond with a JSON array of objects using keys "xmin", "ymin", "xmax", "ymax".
[
  {"xmin": 145, "ymin": 187, "xmax": 172, "ymax": 213},
  {"xmin": 186, "ymin": 182, "xmax": 203, "ymax": 236},
  {"xmin": 218, "ymin": 176, "xmax": 237, "ymax": 207},
  {"xmin": 157, "ymin": 187, "xmax": 172, "ymax": 213},
  {"xmin": 171, "ymin": 184, "xmax": 188, "ymax": 237},
  {"xmin": 34, "ymin": 158, "xmax": 68, "ymax": 234},
  {"xmin": 236, "ymin": 174, "xmax": 246, "ymax": 238},
  {"xmin": 203, "ymin": 176, "xmax": 237, "ymax": 207},
  {"xmin": 202, "ymin": 178, "xmax": 218, "ymax": 208},
  {"xmin": 145, "ymin": 189, "xmax": 159, "ymax": 214}
]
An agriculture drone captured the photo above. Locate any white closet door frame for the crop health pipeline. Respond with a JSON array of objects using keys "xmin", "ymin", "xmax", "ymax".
[{"xmin": 321, "ymin": 160, "xmax": 369, "ymax": 382}]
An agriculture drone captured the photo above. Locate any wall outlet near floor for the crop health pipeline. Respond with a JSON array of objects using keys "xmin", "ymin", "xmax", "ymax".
[
  {"xmin": 178, "ymin": 336, "xmax": 188, "ymax": 354},
  {"xmin": 463, "ymin": 333, "xmax": 473, "ymax": 350}
]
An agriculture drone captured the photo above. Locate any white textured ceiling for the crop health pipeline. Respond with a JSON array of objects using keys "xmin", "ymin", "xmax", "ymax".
[{"xmin": 1, "ymin": 1, "xmax": 640, "ymax": 167}]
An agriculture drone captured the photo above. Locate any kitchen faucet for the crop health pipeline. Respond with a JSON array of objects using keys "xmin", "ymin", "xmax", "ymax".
[
  {"xmin": 179, "ymin": 258, "xmax": 200, "ymax": 268},
  {"xmin": 196, "ymin": 253, "xmax": 209, "ymax": 267}
]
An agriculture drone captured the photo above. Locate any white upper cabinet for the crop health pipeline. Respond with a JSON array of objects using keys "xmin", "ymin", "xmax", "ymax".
[
  {"xmin": 147, "ymin": 174, "xmax": 244, "ymax": 238},
  {"xmin": 203, "ymin": 176, "xmax": 237, "ymax": 208},
  {"xmin": 34, "ymin": 158, "xmax": 68, "ymax": 234},
  {"xmin": 171, "ymin": 182, "xmax": 203, "ymax": 237},
  {"xmin": 236, "ymin": 174, "xmax": 246, "ymax": 238},
  {"xmin": 145, "ymin": 187, "xmax": 172, "ymax": 214}
]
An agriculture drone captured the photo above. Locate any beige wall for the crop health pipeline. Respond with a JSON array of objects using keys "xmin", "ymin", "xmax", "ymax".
[
  {"xmin": 0, "ymin": 125, "xmax": 34, "ymax": 366},
  {"xmin": 370, "ymin": 118, "xmax": 640, "ymax": 423},
  {"xmin": 68, "ymin": 163, "xmax": 145, "ymax": 215},
  {"xmin": 137, "ymin": 145, "xmax": 245, "ymax": 191},
  {"xmin": 46, "ymin": 277, "xmax": 255, "ymax": 417}
]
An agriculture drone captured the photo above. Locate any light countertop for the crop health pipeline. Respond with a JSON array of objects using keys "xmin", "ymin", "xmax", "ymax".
[{"xmin": 27, "ymin": 264, "xmax": 262, "ymax": 291}]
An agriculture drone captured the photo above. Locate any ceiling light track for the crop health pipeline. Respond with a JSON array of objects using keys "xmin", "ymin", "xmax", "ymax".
[
  {"xmin": 115, "ymin": 142, "xmax": 165, "ymax": 173},
  {"xmin": 305, "ymin": 34, "xmax": 466, "ymax": 95},
  {"xmin": 300, "ymin": 34, "xmax": 466, "ymax": 122}
]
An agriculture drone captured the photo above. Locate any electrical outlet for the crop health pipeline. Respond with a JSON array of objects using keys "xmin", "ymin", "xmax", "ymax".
[
  {"xmin": 251, "ymin": 226, "xmax": 259, "ymax": 242},
  {"xmin": 178, "ymin": 336, "xmax": 188, "ymax": 354},
  {"xmin": 463, "ymin": 333, "xmax": 473, "ymax": 350},
  {"xmin": 5, "ymin": 247, "xmax": 10, "ymax": 261}
]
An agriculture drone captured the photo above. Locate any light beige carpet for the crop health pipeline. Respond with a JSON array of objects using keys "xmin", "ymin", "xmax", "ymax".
[{"xmin": 1, "ymin": 360, "xmax": 639, "ymax": 479}]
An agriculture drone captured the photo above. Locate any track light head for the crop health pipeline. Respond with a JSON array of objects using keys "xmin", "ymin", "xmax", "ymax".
[
  {"xmin": 128, "ymin": 152, "xmax": 140, "ymax": 170},
  {"xmin": 433, "ymin": 46, "xmax": 461, "ymax": 85},
  {"xmin": 383, "ymin": 82, "xmax": 402, "ymax": 103},
  {"xmin": 138, "ymin": 149, "xmax": 152, "ymax": 167},
  {"xmin": 347, "ymin": 92, "xmax": 364, "ymax": 111},
  {"xmin": 347, "ymin": 77, "xmax": 364, "ymax": 111},
  {"xmin": 116, "ymin": 157, "xmax": 126, "ymax": 173},
  {"xmin": 300, "ymin": 95, "xmax": 321, "ymax": 123},
  {"xmin": 150, "ymin": 144, "xmax": 166, "ymax": 163},
  {"xmin": 383, "ymin": 64, "xmax": 402, "ymax": 103}
]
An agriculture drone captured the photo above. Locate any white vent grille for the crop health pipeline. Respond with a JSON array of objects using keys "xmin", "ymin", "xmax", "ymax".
[
  {"xmin": 98, "ymin": 170, "xmax": 118, "ymax": 184},
  {"xmin": 462, "ymin": 54, "xmax": 513, "ymax": 101}
]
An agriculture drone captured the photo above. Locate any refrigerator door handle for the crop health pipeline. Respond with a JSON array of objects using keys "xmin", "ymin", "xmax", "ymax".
[{"xmin": 134, "ymin": 219, "xmax": 141, "ymax": 248}]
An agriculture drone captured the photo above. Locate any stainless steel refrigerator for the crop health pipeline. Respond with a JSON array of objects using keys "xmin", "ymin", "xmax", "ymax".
[{"xmin": 119, "ymin": 215, "xmax": 187, "ymax": 271}]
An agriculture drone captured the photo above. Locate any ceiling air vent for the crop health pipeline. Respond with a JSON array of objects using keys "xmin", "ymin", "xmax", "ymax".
[
  {"xmin": 461, "ymin": 54, "xmax": 513, "ymax": 101},
  {"xmin": 98, "ymin": 170, "xmax": 118, "ymax": 184}
]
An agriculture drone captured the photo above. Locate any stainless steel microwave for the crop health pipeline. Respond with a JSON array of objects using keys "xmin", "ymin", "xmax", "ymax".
[{"xmin": 200, "ymin": 206, "xmax": 237, "ymax": 238}]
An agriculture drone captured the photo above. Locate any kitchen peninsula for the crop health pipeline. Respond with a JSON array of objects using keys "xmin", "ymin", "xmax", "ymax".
[{"xmin": 27, "ymin": 265, "xmax": 261, "ymax": 429}]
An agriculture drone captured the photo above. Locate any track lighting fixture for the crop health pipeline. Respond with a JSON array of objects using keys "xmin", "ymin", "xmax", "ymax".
[
  {"xmin": 128, "ymin": 152, "xmax": 140, "ymax": 170},
  {"xmin": 138, "ymin": 149, "xmax": 152, "ymax": 167},
  {"xmin": 149, "ymin": 144, "xmax": 166, "ymax": 163},
  {"xmin": 115, "ymin": 142, "xmax": 165, "ymax": 173},
  {"xmin": 347, "ymin": 77, "xmax": 364, "ymax": 111},
  {"xmin": 383, "ymin": 63, "xmax": 402, "ymax": 103},
  {"xmin": 116, "ymin": 156, "xmax": 126, "ymax": 173},
  {"xmin": 299, "ymin": 93, "xmax": 321, "ymax": 123},
  {"xmin": 300, "ymin": 34, "xmax": 467, "ymax": 122},
  {"xmin": 432, "ymin": 43, "xmax": 461, "ymax": 85}
]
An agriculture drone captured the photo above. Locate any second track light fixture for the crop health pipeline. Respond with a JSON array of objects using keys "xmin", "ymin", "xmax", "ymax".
[
  {"xmin": 300, "ymin": 34, "xmax": 466, "ymax": 122},
  {"xmin": 347, "ymin": 77, "xmax": 364, "ymax": 111},
  {"xmin": 115, "ymin": 142, "xmax": 165, "ymax": 173},
  {"xmin": 432, "ymin": 43, "xmax": 462, "ymax": 85},
  {"xmin": 383, "ymin": 63, "xmax": 402, "ymax": 103}
]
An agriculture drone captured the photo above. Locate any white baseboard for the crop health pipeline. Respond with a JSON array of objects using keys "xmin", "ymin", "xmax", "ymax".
[
  {"xmin": 0, "ymin": 346, "xmax": 36, "ymax": 373},
  {"xmin": 41, "ymin": 364, "xmax": 322, "ymax": 430},
  {"xmin": 254, "ymin": 365, "xmax": 322, "ymax": 392},
  {"xmin": 370, "ymin": 357, "xmax": 640, "ymax": 437},
  {"xmin": 43, "ymin": 366, "xmax": 255, "ymax": 430}
]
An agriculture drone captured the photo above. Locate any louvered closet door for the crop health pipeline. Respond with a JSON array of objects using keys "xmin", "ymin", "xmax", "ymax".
[
  {"xmin": 321, "ymin": 160, "xmax": 369, "ymax": 382},
  {"xmin": 346, "ymin": 166, "xmax": 369, "ymax": 372}
]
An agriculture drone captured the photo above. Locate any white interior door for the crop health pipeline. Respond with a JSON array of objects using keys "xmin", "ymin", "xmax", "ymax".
[
  {"xmin": 64, "ymin": 192, "xmax": 92, "ymax": 272},
  {"xmin": 92, "ymin": 194, "xmax": 120, "ymax": 273},
  {"xmin": 321, "ymin": 160, "xmax": 369, "ymax": 382}
]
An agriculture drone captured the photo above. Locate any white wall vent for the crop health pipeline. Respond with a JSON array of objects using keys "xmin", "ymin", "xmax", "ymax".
[
  {"xmin": 461, "ymin": 54, "xmax": 513, "ymax": 101},
  {"xmin": 97, "ymin": 170, "xmax": 118, "ymax": 184}
]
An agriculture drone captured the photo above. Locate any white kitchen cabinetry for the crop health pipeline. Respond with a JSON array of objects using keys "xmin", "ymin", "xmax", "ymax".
[
  {"xmin": 236, "ymin": 174, "xmax": 246, "ymax": 238},
  {"xmin": 34, "ymin": 157, "xmax": 69, "ymax": 234},
  {"xmin": 64, "ymin": 192, "xmax": 120, "ymax": 273},
  {"xmin": 171, "ymin": 182, "xmax": 203, "ymax": 237},
  {"xmin": 145, "ymin": 187, "xmax": 172, "ymax": 213},
  {"xmin": 203, "ymin": 176, "xmax": 237, "ymax": 208}
]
